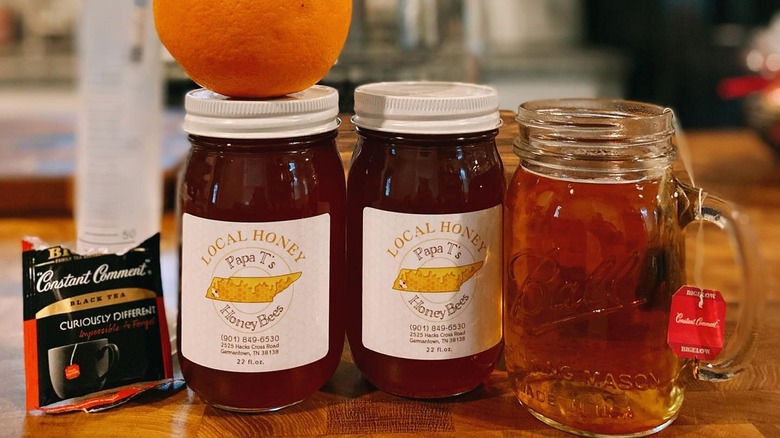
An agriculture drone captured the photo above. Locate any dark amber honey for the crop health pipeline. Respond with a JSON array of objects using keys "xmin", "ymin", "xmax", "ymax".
[
  {"xmin": 347, "ymin": 128, "xmax": 504, "ymax": 398},
  {"xmin": 179, "ymin": 131, "xmax": 345, "ymax": 411}
]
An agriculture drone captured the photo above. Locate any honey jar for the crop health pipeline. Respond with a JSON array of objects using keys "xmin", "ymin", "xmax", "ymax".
[
  {"xmin": 346, "ymin": 81, "xmax": 504, "ymax": 398},
  {"xmin": 177, "ymin": 86, "xmax": 346, "ymax": 411}
]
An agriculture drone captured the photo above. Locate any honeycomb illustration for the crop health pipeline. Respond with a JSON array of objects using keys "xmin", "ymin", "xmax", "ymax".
[
  {"xmin": 392, "ymin": 262, "xmax": 483, "ymax": 293},
  {"xmin": 206, "ymin": 273, "xmax": 302, "ymax": 303}
]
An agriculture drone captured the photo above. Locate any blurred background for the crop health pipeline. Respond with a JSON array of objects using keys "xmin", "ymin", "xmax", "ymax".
[
  {"xmin": 0, "ymin": 0, "xmax": 779, "ymax": 215},
  {"xmin": 0, "ymin": 0, "xmax": 778, "ymax": 123}
]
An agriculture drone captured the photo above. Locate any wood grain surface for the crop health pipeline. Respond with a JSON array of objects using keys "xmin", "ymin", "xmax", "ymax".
[{"xmin": 1, "ymin": 113, "xmax": 779, "ymax": 437}]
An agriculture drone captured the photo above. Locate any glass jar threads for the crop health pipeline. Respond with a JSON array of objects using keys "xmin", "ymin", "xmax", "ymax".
[
  {"xmin": 346, "ymin": 81, "xmax": 505, "ymax": 398},
  {"xmin": 178, "ymin": 86, "xmax": 346, "ymax": 411}
]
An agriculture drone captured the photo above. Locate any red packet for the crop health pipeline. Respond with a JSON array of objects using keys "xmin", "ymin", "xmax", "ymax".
[{"xmin": 667, "ymin": 285, "xmax": 727, "ymax": 361}]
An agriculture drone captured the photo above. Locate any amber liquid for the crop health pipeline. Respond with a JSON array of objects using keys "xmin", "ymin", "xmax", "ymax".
[
  {"xmin": 504, "ymin": 167, "xmax": 688, "ymax": 436},
  {"xmin": 178, "ymin": 132, "xmax": 345, "ymax": 411},
  {"xmin": 346, "ymin": 128, "xmax": 504, "ymax": 398}
]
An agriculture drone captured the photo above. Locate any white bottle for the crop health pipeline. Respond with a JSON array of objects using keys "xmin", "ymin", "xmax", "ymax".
[{"xmin": 75, "ymin": 0, "xmax": 162, "ymax": 254}]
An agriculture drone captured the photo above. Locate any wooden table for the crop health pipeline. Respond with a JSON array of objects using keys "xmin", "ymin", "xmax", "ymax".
[{"xmin": 2, "ymin": 114, "xmax": 779, "ymax": 437}]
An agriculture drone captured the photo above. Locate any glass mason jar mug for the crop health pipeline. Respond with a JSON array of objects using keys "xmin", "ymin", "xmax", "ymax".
[{"xmin": 504, "ymin": 99, "xmax": 765, "ymax": 436}]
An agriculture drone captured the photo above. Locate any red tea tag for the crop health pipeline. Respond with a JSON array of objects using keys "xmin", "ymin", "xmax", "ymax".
[
  {"xmin": 667, "ymin": 286, "xmax": 726, "ymax": 361},
  {"xmin": 64, "ymin": 364, "xmax": 81, "ymax": 381}
]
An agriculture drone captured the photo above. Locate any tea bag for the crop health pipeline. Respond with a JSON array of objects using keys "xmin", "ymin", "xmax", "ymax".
[{"xmin": 667, "ymin": 112, "xmax": 725, "ymax": 361}]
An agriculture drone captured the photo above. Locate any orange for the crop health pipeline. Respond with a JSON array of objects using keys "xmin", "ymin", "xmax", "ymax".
[{"xmin": 153, "ymin": 0, "xmax": 352, "ymax": 98}]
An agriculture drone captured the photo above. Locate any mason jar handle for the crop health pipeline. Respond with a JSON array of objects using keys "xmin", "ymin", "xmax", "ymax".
[{"xmin": 678, "ymin": 182, "xmax": 766, "ymax": 381}]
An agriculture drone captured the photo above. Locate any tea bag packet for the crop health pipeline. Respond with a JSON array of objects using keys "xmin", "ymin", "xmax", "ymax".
[{"xmin": 22, "ymin": 234, "xmax": 175, "ymax": 413}]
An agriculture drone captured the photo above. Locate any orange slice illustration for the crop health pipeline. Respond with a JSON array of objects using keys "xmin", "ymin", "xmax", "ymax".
[
  {"xmin": 392, "ymin": 261, "xmax": 483, "ymax": 293},
  {"xmin": 205, "ymin": 273, "xmax": 302, "ymax": 303}
]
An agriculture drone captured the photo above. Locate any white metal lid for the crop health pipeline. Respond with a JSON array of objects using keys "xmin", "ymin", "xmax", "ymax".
[
  {"xmin": 183, "ymin": 85, "xmax": 340, "ymax": 139},
  {"xmin": 351, "ymin": 81, "xmax": 501, "ymax": 135}
]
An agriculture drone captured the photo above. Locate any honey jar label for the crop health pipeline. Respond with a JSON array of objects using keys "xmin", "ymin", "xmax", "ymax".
[
  {"xmin": 181, "ymin": 213, "xmax": 330, "ymax": 372},
  {"xmin": 362, "ymin": 206, "xmax": 502, "ymax": 360},
  {"xmin": 667, "ymin": 285, "xmax": 726, "ymax": 361}
]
